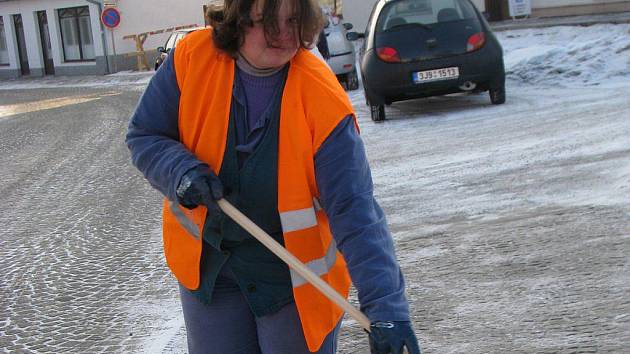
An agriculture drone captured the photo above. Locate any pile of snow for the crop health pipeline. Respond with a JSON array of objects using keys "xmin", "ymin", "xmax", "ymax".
[{"xmin": 496, "ymin": 23, "xmax": 630, "ymax": 86}]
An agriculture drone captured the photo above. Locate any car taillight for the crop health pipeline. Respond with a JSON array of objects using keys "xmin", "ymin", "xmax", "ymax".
[
  {"xmin": 466, "ymin": 32, "xmax": 485, "ymax": 52},
  {"xmin": 376, "ymin": 47, "xmax": 401, "ymax": 63}
]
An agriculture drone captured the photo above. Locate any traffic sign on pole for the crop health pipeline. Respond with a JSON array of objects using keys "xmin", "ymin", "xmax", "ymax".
[{"xmin": 101, "ymin": 7, "xmax": 121, "ymax": 29}]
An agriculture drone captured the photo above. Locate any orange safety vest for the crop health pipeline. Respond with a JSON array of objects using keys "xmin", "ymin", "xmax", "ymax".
[{"xmin": 161, "ymin": 28, "xmax": 357, "ymax": 351}]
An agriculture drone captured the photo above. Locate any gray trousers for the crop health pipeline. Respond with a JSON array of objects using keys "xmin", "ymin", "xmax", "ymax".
[{"xmin": 179, "ymin": 271, "xmax": 341, "ymax": 354}]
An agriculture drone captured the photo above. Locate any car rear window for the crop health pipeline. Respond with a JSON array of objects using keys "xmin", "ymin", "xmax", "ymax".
[
  {"xmin": 165, "ymin": 32, "xmax": 188, "ymax": 50},
  {"xmin": 174, "ymin": 34, "xmax": 185, "ymax": 47},
  {"xmin": 376, "ymin": 0, "xmax": 479, "ymax": 33},
  {"xmin": 165, "ymin": 33, "xmax": 178, "ymax": 50}
]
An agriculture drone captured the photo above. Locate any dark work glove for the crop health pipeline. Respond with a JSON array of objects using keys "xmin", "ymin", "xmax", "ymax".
[
  {"xmin": 368, "ymin": 321, "xmax": 421, "ymax": 354},
  {"xmin": 176, "ymin": 164, "xmax": 223, "ymax": 211}
]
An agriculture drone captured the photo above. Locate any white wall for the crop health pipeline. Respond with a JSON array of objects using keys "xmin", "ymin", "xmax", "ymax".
[
  {"xmin": 0, "ymin": 0, "xmax": 210, "ymax": 74},
  {"xmin": 108, "ymin": 0, "xmax": 208, "ymax": 57},
  {"xmin": 532, "ymin": 0, "xmax": 630, "ymax": 8},
  {"xmin": 1, "ymin": 13, "xmax": 18, "ymax": 70},
  {"xmin": 342, "ymin": 0, "xmax": 377, "ymax": 33},
  {"xmin": 3, "ymin": 0, "xmax": 628, "ymax": 75},
  {"xmin": 21, "ymin": 10, "xmax": 43, "ymax": 71},
  {"xmin": 0, "ymin": 1, "xmax": 49, "ymax": 73},
  {"xmin": 0, "ymin": 0, "xmax": 106, "ymax": 74},
  {"xmin": 471, "ymin": 0, "xmax": 486, "ymax": 12},
  {"xmin": 44, "ymin": 8, "xmax": 62, "ymax": 71}
]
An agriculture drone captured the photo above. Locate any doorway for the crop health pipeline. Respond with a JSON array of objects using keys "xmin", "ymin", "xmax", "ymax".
[
  {"xmin": 484, "ymin": 0, "xmax": 507, "ymax": 21},
  {"xmin": 13, "ymin": 14, "xmax": 30, "ymax": 75},
  {"xmin": 37, "ymin": 11, "xmax": 54, "ymax": 75}
]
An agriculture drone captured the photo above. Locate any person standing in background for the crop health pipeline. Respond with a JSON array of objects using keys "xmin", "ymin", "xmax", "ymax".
[{"xmin": 316, "ymin": 28, "xmax": 330, "ymax": 60}]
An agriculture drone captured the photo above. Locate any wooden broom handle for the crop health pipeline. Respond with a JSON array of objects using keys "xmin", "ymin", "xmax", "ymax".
[
  {"xmin": 217, "ymin": 199, "xmax": 372, "ymax": 331},
  {"xmin": 218, "ymin": 199, "xmax": 412, "ymax": 354}
]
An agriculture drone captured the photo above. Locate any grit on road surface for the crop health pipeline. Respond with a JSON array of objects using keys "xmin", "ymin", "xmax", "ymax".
[
  {"xmin": 1, "ymin": 80, "xmax": 628, "ymax": 353},
  {"xmin": 1, "ymin": 26, "xmax": 630, "ymax": 354}
]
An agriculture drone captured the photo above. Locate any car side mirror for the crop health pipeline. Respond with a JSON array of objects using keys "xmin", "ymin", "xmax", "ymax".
[
  {"xmin": 343, "ymin": 23, "xmax": 353, "ymax": 31},
  {"xmin": 346, "ymin": 32, "xmax": 364, "ymax": 41},
  {"xmin": 157, "ymin": 46, "xmax": 166, "ymax": 53}
]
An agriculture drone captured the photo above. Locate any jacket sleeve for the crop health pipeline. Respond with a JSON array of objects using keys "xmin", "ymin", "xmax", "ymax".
[
  {"xmin": 125, "ymin": 48, "xmax": 204, "ymax": 201},
  {"xmin": 315, "ymin": 116, "xmax": 410, "ymax": 322}
]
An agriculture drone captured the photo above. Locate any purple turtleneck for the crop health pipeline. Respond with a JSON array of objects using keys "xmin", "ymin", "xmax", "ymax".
[
  {"xmin": 232, "ymin": 54, "xmax": 287, "ymax": 163},
  {"xmin": 237, "ymin": 67, "xmax": 285, "ymax": 136}
]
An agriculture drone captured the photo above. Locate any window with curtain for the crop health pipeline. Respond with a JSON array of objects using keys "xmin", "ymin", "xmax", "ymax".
[
  {"xmin": 58, "ymin": 6, "xmax": 95, "ymax": 61},
  {"xmin": 0, "ymin": 16, "xmax": 9, "ymax": 65}
]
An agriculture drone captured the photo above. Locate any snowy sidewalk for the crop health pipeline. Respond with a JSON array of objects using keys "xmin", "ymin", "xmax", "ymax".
[
  {"xmin": 491, "ymin": 11, "xmax": 630, "ymax": 31},
  {"xmin": 0, "ymin": 70, "xmax": 154, "ymax": 90}
]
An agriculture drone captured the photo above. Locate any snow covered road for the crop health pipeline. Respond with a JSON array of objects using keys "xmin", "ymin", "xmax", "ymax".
[
  {"xmin": 343, "ymin": 81, "xmax": 630, "ymax": 353},
  {"xmin": 0, "ymin": 24, "xmax": 629, "ymax": 353}
]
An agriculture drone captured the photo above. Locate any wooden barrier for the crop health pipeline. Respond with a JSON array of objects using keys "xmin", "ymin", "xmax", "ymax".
[{"xmin": 122, "ymin": 24, "xmax": 198, "ymax": 71}]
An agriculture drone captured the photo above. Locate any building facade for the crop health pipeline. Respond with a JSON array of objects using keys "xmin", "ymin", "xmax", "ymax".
[
  {"xmin": 2, "ymin": 0, "xmax": 629, "ymax": 78},
  {"xmin": 0, "ymin": 0, "xmax": 213, "ymax": 79}
]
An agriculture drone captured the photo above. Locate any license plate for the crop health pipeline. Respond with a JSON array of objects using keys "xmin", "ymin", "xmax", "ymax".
[{"xmin": 412, "ymin": 67, "xmax": 459, "ymax": 83}]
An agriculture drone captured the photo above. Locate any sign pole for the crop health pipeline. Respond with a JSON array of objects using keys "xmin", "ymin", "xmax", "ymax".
[
  {"xmin": 101, "ymin": 7, "xmax": 121, "ymax": 72},
  {"xmin": 110, "ymin": 28, "xmax": 117, "ymax": 73}
]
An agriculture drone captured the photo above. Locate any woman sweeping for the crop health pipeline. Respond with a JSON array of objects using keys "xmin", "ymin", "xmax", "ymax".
[{"xmin": 126, "ymin": 0, "xmax": 421, "ymax": 353}]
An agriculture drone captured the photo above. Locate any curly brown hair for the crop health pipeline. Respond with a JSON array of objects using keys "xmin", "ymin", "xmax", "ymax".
[{"xmin": 207, "ymin": 0, "xmax": 324, "ymax": 57}]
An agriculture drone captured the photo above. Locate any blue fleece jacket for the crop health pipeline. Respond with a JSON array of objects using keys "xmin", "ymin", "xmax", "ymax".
[{"xmin": 126, "ymin": 49, "xmax": 410, "ymax": 322}]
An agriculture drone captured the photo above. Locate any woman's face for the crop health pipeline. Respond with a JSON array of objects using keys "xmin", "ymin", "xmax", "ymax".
[{"xmin": 240, "ymin": 0, "xmax": 300, "ymax": 69}]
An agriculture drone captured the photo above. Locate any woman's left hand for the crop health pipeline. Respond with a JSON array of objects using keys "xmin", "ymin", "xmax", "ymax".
[{"xmin": 367, "ymin": 321, "xmax": 422, "ymax": 354}]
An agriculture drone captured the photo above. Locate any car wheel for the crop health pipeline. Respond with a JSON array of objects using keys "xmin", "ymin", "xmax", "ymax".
[
  {"xmin": 489, "ymin": 86, "xmax": 506, "ymax": 104},
  {"xmin": 370, "ymin": 104, "xmax": 385, "ymax": 122},
  {"xmin": 346, "ymin": 69, "xmax": 359, "ymax": 91}
]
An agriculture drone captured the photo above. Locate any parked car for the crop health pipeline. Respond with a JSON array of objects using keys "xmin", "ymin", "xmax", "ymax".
[
  {"xmin": 155, "ymin": 27, "xmax": 204, "ymax": 70},
  {"xmin": 323, "ymin": 16, "xmax": 359, "ymax": 90},
  {"xmin": 348, "ymin": 0, "xmax": 506, "ymax": 121}
]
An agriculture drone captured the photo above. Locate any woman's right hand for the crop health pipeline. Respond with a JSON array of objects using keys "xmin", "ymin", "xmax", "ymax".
[{"xmin": 176, "ymin": 165, "xmax": 224, "ymax": 211}]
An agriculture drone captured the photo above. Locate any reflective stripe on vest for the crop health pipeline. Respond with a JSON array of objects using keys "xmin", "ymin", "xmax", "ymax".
[
  {"xmin": 290, "ymin": 237, "xmax": 338, "ymax": 287},
  {"xmin": 279, "ymin": 198, "xmax": 322, "ymax": 233},
  {"xmin": 279, "ymin": 207, "xmax": 316, "ymax": 232},
  {"xmin": 169, "ymin": 201, "xmax": 201, "ymax": 240},
  {"xmin": 280, "ymin": 198, "xmax": 338, "ymax": 288}
]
